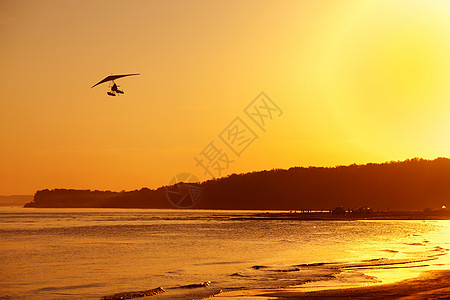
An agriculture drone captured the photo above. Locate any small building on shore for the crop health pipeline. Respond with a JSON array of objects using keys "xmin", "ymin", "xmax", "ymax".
[
  {"xmin": 355, "ymin": 206, "xmax": 373, "ymax": 214},
  {"xmin": 332, "ymin": 206, "xmax": 346, "ymax": 215}
]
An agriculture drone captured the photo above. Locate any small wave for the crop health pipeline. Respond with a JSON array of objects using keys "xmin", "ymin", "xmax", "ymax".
[
  {"xmin": 167, "ymin": 269, "xmax": 185, "ymax": 274},
  {"xmin": 295, "ymin": 262, "xmax": 332, "ymax": 267},
  {"xmin": 344, "ymin": 257, "xmax": 435, "ymax": 270},
  {"xmin": 374, "ymin": 264, "xmax": 430, "ymax": 270},
  {"xmin": 36, "ymin": 283, "xmax": 104, "ymax": 292},
  {"xmin": 277, "ymin": 239, "xmax": 296, "ymax": 243},
  {"xmin": 230, "ymin": 272, "xmax": 249, "ymax": 277},
  {"xmin": 101, "ymin": 287, "xmax": 165, "ymax": 300},
  {"xmin": 381, "ymin": 249, "xmax": 399, "ymax": 253},
  {"xmin": 176, "ymin": 281, "xmax": 211, "ymax": 289},
  {"xmin": 364, "ymin": 258, "xmax": 389, "ymax": 262},
  {"xmin": 406, "ymin": 242, "xmax": 426, "ymax": 246},
  {"xmin": 193, "ymin": 260, "xmax": 249, "ymax": 266},
  {"xmin": 252, "ymin": 265, "xmax": 268, "ymax": 270},
  {"xmin": 273, "ymin": 267, "xmax": 300, "ymax": 273},
  {"xmin": 433, "ymin": 246, "xmax": 448, "ymax": 251}
]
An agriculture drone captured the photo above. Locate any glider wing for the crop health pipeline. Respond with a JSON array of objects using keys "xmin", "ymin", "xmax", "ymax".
[{"xmin": 91, "ymin": 73, "xmax": 140, "ymax": 88}]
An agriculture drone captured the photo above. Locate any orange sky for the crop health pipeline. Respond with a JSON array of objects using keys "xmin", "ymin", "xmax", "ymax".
[{"xmin": 1, "ymin": 0, "xmax": 450, "ymax": 195}]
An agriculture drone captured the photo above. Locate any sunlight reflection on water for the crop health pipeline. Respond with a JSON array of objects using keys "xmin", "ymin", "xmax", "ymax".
[{"xmin": 0, "ymin": 208, "xmax": 448, "ymax": 299}]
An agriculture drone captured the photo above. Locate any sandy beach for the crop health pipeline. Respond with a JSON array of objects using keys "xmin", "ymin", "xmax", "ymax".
[{"xmin": 215, "ymin": 270, "xmax": 450, "ymax": 299}]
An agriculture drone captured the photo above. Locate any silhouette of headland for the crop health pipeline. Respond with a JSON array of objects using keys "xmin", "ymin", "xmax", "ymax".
[{"xmin": 24, "ymin": 158, "xmax": 450, "ymax": 216}]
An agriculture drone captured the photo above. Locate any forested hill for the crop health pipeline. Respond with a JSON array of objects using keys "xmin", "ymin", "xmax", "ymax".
[{"xmin": 24, "ymin": 158, "xmax": 450, "ymax": 211}]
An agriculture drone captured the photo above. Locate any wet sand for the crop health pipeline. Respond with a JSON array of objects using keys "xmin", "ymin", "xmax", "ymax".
[{"xmin": 215, "ymin": 270, "xmax": 450, "ymax": 299}]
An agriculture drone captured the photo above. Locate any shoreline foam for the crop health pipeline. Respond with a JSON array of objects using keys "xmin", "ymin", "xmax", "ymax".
[
  {"xmin": 215, "ymin": 246, "xmax": 450, "ymax": 299},
  {"xmin": 214, "ymin": 269, "xmax": 450, "ymax": 299}
]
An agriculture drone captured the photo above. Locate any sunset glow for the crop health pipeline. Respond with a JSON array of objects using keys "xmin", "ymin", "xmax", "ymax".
[{"xmin": 1, "ymin": 0, "xmax": 450, "ymax": 194}]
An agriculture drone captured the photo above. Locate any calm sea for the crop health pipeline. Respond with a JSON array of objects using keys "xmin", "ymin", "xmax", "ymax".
[{"xmin": 0, "ymin": 208, "xmax": 449, "ymax": 299}]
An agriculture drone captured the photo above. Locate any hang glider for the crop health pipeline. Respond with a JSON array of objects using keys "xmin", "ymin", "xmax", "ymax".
[{"xmin": 91, "ymin": 73, "xmax": 140, "ymax": 96}]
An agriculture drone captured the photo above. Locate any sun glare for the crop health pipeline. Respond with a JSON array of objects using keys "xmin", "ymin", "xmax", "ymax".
[{"xmin": 319, "ymin": 1, "xmax": 450, "ymax": 157}]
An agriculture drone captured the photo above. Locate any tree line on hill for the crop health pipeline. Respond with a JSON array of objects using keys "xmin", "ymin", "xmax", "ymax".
[{"xmin": 24, "ymin": 158, "xmax": 450, "ymax": 211}]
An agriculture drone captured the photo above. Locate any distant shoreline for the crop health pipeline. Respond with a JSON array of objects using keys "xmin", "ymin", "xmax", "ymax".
[
  {"xmin": 15, "ymin": 206, "xmax": 450, "ymax": 220},
  {"xmin": 233, "ymin": 210, "xmax": 450, "ymax": 221}
]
